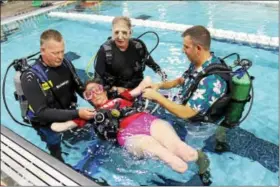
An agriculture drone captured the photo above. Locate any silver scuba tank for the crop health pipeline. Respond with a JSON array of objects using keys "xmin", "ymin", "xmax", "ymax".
[{"xmin": 14, "ymin": 71, "xmax": 28, "ymax": 119}]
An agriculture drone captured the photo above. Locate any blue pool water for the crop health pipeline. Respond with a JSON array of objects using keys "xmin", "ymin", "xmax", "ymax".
[
  {"xmin": 62, "ymin": 1, "xmax": 279, "ymax": 37},
  {"xmin": 1, "ymin": 1, "xmax": 278, "ymax": 186}
]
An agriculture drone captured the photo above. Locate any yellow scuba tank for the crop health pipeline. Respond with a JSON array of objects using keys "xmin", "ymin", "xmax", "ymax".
[{"xmin": 222, "ymin": 72, "xmax": 252, "ymax": 128}]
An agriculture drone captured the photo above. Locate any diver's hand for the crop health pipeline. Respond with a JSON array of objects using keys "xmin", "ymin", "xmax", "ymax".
[
  {"xmin": 142, "ymin": 88, "xmax": 161, "ymax": 101},
  {"xmin": 157, "ymin": 70, "xmax": 167, "ymax": 82},
  {"xmin": 176, "ymin": 77, "xmax": 185, "ymax": 85},
  {"xmin": 115, "ymin": 87, "xmax": 127, "ymax": 94},
  {"xmin": 78, "ymin": 108, "xmax": 96, "ymax": 120}
]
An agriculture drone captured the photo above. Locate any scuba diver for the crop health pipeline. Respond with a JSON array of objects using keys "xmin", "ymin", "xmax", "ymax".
[
  {"xmin": 11, "ymin": 29, "xmax": 95, "ymax": 161},
  {"xmin": 50, "ymin": 76, "xmax": 211, "ymax": 176},
  {"xmin": 142, "ymin": 25, "xmax": 253, "ymax": 151},
  {"xmin": 143, "ymin": 25, "xmax": 229, "ymax": 121},
  {"xmin": 94, "ymin": 16, "xmax": 167, "ymax": 94}
]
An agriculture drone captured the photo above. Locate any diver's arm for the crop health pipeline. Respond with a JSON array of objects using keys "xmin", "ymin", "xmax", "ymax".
[
  {"xmin": 21, "ymin": 72, "xmax": 79, "ymax": 124},
  {"xmin": 36, "ymin": 107, "xmax": 79, "ymax": 123},
  {"xmin": 154, "ymin": 77, "xmax": 184, "ymax": 90},
  {"xmin": 145, "ymin": 55, "xmax": 161, "ymax": 72},
  {"xmin": 144, "ymin": 90, "xmax": 198, "ymax": 119},
  {"xmin": 145, "ymin": 55, "xmax": 168, "ymax": 81},
  {"xmin": 158, "ymin": 75, "xmax": 227, "ymax": 120},
  {"xmin": 140, "ymin": 41, "xmax": 162, "ymax": 72}
]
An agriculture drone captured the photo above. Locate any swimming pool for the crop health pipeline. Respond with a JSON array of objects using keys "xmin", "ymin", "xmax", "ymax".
[{"xmin": 1, "ymin": 1, "xmax": 278, "ymax": 186}]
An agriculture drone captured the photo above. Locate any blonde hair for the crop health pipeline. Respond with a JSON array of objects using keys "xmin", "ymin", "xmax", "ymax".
[
  {"xmin": 112, "ymin": 16, "xmax": 132, "ymax": 29},
  {"xmin": 40, "ymin": 29, "xmax": 63, "ymax": 46}
]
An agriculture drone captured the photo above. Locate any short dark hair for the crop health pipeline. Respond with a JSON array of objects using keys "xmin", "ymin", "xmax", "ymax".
[
  {"xmin": 84, "ymin": 78, "xmax": 106, "ymax": 107},
  {"xmin": 85, "ymin": 77, "xmax": 104, "ymax": 89},
  {"xmin": 181, "ymin": 25, "xmax": 211, "ymax": 50},
  {"xmin": 40, "ymin": 29, "xmax": 63, "ymax": 46}
]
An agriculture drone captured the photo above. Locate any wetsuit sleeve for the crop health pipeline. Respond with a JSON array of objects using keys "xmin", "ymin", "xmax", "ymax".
[
  {"xmin": 21, "ymin": 71, "xmax": 79, "ymax": 124},
  {"xmin": 94, "ymin": 47, "xmax": 106, "ymax": 82},
  {"xmin": 141, "ymin": 41, "xmax": 161, "ymax": 72},
  {"xmin": 186, "ymin": 75, "xmax": 227, "ymax": 114}
]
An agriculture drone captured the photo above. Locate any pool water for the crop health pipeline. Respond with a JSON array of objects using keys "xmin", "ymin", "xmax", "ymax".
[
  {"xmin": 63, "ymin": 1, "xmax": 279, "ymax": 37},
  {"xmin": 1, "ymin": 1, "xmax": 278, "ymax": 186}
]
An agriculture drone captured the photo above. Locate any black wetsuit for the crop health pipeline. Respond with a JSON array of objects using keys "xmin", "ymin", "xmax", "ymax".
[
  {"xmin": 94, "ymin": 40, "xmax": 161, "ymax": 89},
  {"xmin": 21, "ymin": 57, "xmax": 84, "ymax": 161}
]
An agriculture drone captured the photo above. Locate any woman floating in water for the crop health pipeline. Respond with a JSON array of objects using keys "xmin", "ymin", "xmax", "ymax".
[{"xmin": 52, "ymin": 77, "xmax": 209, "ymax": 174}]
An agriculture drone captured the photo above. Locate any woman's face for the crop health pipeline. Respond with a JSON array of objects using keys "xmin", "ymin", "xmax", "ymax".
[
  {"xmin": 112, "ymin": 20, "xmax": 131, "ymax": 51},
  {"xmin": 84, "ymin": 83, "xmax": 108, "ymax": 107}
]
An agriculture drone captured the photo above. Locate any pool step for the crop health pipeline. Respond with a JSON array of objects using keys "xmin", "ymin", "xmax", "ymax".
[{"xmin": 0, "ymin": 125, "xmax": 99, "ymax": 186}]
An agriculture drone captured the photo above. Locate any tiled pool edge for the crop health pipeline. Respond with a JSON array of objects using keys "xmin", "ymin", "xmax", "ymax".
[{"xmin": 1, "ymin": 1, "xmax": 67, "ymax": 26}]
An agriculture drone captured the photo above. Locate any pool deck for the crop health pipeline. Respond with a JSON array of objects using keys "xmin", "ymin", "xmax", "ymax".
[
  {"xmin": 1, "ymin": 1, "xmax": 77, "ymax": 20},
  {"xmin": 1, "ymin": 1, "xmax": 74, "ymax": 41},
  {"xmin": 1, "ymin": 1, "xmax": 50, "ymax": 19}
]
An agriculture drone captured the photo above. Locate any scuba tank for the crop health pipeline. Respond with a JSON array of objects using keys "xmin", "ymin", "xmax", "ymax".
[
  {"xmin": 14, "ymin": 71, "xmax": 29, "ymax": 120},
  {"xmin": 221, "ymin": 70, "xmax": 252, "ymax": 128},
  {"xmin": 214, "ymin": 57, "xmax": 254, "ymax": 153},
  {"xmin": 2, "ymin": 52, "xmax": 40, "ymax": 127},
  {"xmin": 12, "ymin": 56, "xmax": 34, "ymax": 123}
]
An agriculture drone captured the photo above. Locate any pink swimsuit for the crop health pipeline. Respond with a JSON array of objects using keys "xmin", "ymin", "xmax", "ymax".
[
  {"xmin": 97, "ymin": 96, "xmax": 159, "ymax": 146},
  {"xmin": 117, "ymin": 112, "xmax": 158, "ymax": 146}
]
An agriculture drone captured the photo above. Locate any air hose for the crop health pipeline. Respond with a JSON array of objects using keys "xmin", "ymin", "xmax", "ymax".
[{"xmin": 85, "ymin": 54, "xmax": 96, "ymax": 80}]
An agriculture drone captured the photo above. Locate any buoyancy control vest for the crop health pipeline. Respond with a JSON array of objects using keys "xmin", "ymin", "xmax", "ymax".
[
  {"xmin": 14, "ymin": 57, "xmax": 82, "ymax": 125},
  {"xmin": 92, "ymin": 108, "xmax": 120, "ymax": 141},
  {"xmin": 100, "ymin": 37, "xmax": 149, "ymax": 88},
  {"xmin": 180, "ymin": 55, "xmax": 252, "ymax": 128},
  {"xmin": 91, "ymin": 101, "xmax": 139, "ymax": 141}
]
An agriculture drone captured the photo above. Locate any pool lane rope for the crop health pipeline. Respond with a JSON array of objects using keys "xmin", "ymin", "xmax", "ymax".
[{"xmin": 48, "ymin": 12, "xmax": 278, "ymax": 50}]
